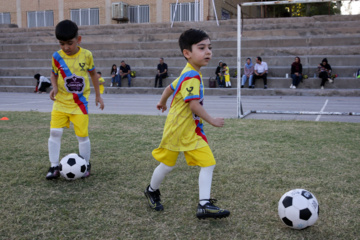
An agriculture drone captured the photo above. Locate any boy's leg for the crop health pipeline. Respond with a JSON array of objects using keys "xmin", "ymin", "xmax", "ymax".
[
  {"xmin": 71, "ymin": 114, "xmax": 91, "ymax": 178},
  {"xmin": 199, "ymin": 165, "xmax": 215, "ymax": 206},
  {"xmin": 47, "ymin": 128, "xmax": 63, "ymax": 180},
  {"xmin": 145, "ymin": 148, "xmax": 178, "ymax": 211}
]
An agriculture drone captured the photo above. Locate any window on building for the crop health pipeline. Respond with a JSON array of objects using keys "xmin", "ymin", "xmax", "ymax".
[
  {"xmin": 170, "ymin": 2, "xmax": 200, "ymax": 22},
  {"xmin": 27, "ymin": 11, "xmax": 53, "ymax": 28},
  {"xmin": 0, "ymin": 12, "xmax": 11, "ymax": 24},
  {"xmin": 221, "ymin": 9, "xmax": 231, "ymax": 20},
  {"xmin": 71, "ymin": 8, "xmax": 99, "ymax": 26},
  {"xmin": 129, "ymin": 5, "xmax": 149, "ymax": 23}
]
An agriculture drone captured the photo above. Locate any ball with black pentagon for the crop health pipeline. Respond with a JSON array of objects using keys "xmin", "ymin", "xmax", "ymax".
[
  {"xmin": 59, "ymin": 153, "xmax": 87, "ymax": 180},
  {"xmin": 278, "ymin": 189, "xmax": 319, "ymax": 230}
]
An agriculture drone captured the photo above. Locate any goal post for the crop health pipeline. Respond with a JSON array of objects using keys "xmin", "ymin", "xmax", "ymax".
[{"xmin": 237, "ymin": 0, "xmax": 353, "ymax": 119}]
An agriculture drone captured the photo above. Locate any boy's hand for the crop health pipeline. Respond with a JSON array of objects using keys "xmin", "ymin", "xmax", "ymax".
[
  {"xmin": 211, "ymin": 117, "xmax": 225, "ymax": 127},
  {"xmin": 49, "ymin": 88, "xmax": 57, "ymax": 101},
  {"xmin": 156, "ymin": 102, "xmax": 167, "ymax": 112},
  {"xmin": 96, "ymin": 96, "xmax": 105, "ymax": 110}
]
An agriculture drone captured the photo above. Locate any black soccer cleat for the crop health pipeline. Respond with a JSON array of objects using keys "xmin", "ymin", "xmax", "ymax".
[
  {"xmin": 81, "ymin": 162, "xmax": 91, "ymax": 178},
  {"xmin": 196, "ymin": 199, "xmax": 230, "ymax": 220},
  {"xmin": 46, "ymin": 166, "xmax": 60, "ymax": 180},
  {"xmin": 144, "ymin": 185, "xmax": 164, "ymax": 211}
]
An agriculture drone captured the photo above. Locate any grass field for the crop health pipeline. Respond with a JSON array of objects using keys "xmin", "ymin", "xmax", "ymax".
[{"xmin": 0, "ymin": 111, "xmax": 359, "ymax": 239}]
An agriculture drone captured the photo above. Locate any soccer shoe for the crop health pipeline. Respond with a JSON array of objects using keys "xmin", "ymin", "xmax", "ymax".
[
  {"xmin": 46, "ymin": 166, "xmax": 60, "ymax": 180},
  {"xmin": 196, "ymin": 199, "xmax": 230, "ymax": 220},
  {"xmin": 144, "ymin": 185, "xmax": 163, "ymax": 211},
  {"xmin": 81, "ymin": 162, "xmax": 91, "ymax": 178}
]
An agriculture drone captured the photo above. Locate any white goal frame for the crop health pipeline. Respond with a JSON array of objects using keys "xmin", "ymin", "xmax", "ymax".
[{"xmin": 237, "ymin": 0, "xmax": 356, "ymax": 118}]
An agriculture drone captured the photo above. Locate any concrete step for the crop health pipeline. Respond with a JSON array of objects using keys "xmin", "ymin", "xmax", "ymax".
[
  {"xmin": 1, "ymin": 75, "xmax": 359, "ymax": 89},
  {"xmin": 0, "ymin": 85, "xmax": 359, "ymax": 97}
]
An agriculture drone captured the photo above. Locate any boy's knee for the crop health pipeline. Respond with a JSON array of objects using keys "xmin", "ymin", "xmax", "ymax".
[{"xmin": 50, "ymin": 128, "xmax": 63, "ymax": 138}]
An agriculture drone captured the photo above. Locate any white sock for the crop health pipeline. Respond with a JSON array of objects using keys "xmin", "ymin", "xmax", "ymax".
[
  {"xmin": 149, "ymin": 163, "xmax": 174, "ymax": 192},
  {"xmin": 48, "ymin": 128, "xmax": 63, "ymax": 167},
  {"xmin": 77, "ymin": 136, "xmax": 90, "ymax": 164},
  {"xmin": 199, "ymin": 165, "xmax": 215, "ymax": 206}
]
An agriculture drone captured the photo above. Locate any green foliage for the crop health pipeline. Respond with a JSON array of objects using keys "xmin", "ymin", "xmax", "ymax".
[
  {"xmin": 270, "ymin": 2, "xmax": 341, "ymax": 17},
  {"xmin": 0, "ymin": 111, "xmax": 359, "ymax": 239}
]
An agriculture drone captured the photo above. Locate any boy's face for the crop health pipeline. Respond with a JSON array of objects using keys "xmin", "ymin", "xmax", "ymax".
[
  {"xmin": 59, "ymin": 36, "xmax": 81, "ymax": 56},
  {"xmin": 183, "ymin": 38, "xmax": 212, "ymax": 70}
]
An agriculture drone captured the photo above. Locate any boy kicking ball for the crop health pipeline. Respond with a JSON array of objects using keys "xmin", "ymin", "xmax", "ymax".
[
  {"xmin": 144, "ymin": 29, "xmax": 230, "ymax": 219},
  {"xmin": 46, "ymin": 20, "xmax": 104, "ymax": 180}
]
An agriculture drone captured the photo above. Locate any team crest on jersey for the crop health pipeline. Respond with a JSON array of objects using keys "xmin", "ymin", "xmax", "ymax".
[
  {"xmin": 79, "ymin": 63, "xmax": 86, "ymax": 71},
  {"xmin": 64, "ymin": 74, "xmax": 85, "ymax": 93},
  {"xmin": 186, "ymin": 87, "xmax": 194, "ymax": 96}
]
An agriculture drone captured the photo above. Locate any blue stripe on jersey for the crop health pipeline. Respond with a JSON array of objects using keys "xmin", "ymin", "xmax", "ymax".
[
  {"xmin": 172, "ymin": 70, "xmax": 202, "ymax": 99},
  {"xmin": 53, "ymin": 52, "xmax": 72, "ymax": 77}
]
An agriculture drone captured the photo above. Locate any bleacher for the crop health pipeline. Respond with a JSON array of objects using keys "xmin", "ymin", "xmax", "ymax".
[{"xmin": 0, "ymin": 14, "xmax": 359, "ymax": 96}]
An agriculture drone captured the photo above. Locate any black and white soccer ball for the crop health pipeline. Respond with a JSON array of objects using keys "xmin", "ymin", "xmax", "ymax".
[
  {"xmin": 278, "ymin": 189, "xmax": 319, "ymax": 230},
  {"xmin": 59, "ymin": 153, "xmax": 87, "ymax": 180}
]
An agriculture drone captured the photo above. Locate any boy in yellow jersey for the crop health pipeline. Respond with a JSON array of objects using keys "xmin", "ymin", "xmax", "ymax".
[
  {"xmin": 97, "ymin": 71, "xmax": 105, "ymax": 95},
  {"xmin": 144, "ymin": 29, "xmax": 230, "ymax": 219},
  {"xmin": 46, "ymin": 20, "xmax": 104, "ymax": 180},
  {"xmin": 222, "ymin": 63, "xmax": 231, "ymax": 88}
]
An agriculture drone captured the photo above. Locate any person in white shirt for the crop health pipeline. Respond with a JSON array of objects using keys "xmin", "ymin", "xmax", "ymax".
[
  {"xmin": 34, "ymin": 73, "xmax": 51, "ymax": 93},
  {"xmin": 253, "ymin": 56, "xmax": 268, "ymax": 89}
]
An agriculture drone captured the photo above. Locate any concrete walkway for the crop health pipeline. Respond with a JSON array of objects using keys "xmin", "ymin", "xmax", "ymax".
[{"xmin": 0, "ymin": 92, "xmax": 359, "ymax": 123}]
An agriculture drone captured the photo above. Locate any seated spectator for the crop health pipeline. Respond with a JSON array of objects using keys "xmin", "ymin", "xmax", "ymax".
[
  {"xmin": 34, "ymin": 73, "xmax": 51, "ymax": 93},
  {"xmin": 253, "ymin": 56, "xmax": 268, "ymax": 89},
  {"xmin": 318, "ymin": 58, "xmax": 332, "ymax": 89},
  {"xmin": 290, "ymin": 56, "xmax": 303, "ymax": 89},
  {"xmin": 215, "ymin": 60, "xmax": 224, "ymax": 87},
  {"xmin": 222, "ymin": 63, "xmax": 231, "ymax": 88},
  {"xmin": 155, "ymin": 57, "xmax": 168, "ymax": 88},
  {"xmin": 120, "ymin": 60, "xmax": 132, "ymax": 87},
  {"xmin": 110, "ymin": 64, "xmax": 120, "ymax": 87},
  {"xmin": 241, "ymin": 58, "xmax": 254, "ymax": 88}
]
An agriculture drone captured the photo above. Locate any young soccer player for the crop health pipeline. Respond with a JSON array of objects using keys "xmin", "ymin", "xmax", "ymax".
[
  {"xmin": 97, "ymin": 71, "xmax": 105, "ymax": 95},
  {"xmin": 222, "ymin": 63, "xmax": 231, "ymax": 88},
  {"xmin": 46, "ymin": 20, "xmax": 104, "ymax": 180},
  {"xmin": 144, "ymin": 29, "xmax": 230, "ymax": 219}
]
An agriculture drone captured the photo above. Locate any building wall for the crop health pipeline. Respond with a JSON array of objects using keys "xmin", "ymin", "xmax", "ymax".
[{"xmin": 0, "ymin": 0, "xmax": 255, "ymax": 28}]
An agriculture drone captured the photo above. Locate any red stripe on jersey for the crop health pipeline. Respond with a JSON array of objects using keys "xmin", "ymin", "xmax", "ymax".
[
  {"xmin": 72, "ymin": 93, "xmax": 88, "ymax": 114},
  {"xmin": 195, "ymin": 119, "xmax": 208, "ymax": 143},
  {"xmin": 53, "ymin": 57, "xmax": 67, "ymax": 79}
]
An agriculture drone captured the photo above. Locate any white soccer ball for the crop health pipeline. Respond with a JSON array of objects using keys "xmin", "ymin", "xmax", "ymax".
[
  {"xmin": 59, "ymin": 153, "xmax": 87, "ymax": 180},
  {"xmin": 278, "ymin": 189, "xmax": 319, "ymax": 230}
]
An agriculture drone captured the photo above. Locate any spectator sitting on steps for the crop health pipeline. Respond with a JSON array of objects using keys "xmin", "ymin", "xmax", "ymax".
[
  {"xmin": 241, "ymin": 58, "xmax": 254, "ymax": 88},
  {"xmin": 215, "ymin": 60, "xmax": 224, "ymax": 88},
  {"xmin": 290, "ymin": 56, "xmax": 303, "ymax": 89},
  {"xmin": 155, "ymin": 57, "xmax": 168, "ymax": 88},
  {"xmin": 318, "ymin": 58, "xmax": 332, "ymax": 89},
  {"xmin": 120, "ymin": 60, "xmax": 132, "ymax": 87},
  {"xmin": 253, "ymin": 56, "xmax": 268, "ymax": 89}
]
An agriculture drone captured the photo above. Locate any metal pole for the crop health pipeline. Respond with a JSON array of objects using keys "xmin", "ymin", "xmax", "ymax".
[
  {"xmin": 237, "ymin": 4, "xmax": 242, "ymax": 118},
  {"xmin": 171, "ymin": 0, "xmax": 179, "ymax": 28},
  {"xmin": 211, "ymin": 0, "xmax": 219, "ymax": 26}
]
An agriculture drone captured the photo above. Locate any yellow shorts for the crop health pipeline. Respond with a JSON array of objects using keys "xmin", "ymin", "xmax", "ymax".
[
  {"xmin": 50, "ymin": 110, "xmax": 89, "ymax": 137},
  {"xmin": 152, "ymin": 146, "xmax": 216, "ymax": 167}
]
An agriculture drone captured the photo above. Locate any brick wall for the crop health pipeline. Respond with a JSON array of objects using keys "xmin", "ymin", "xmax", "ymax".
[{"xmin": 0, "ymin": 0, "xmax": 254, "ymax": 28}]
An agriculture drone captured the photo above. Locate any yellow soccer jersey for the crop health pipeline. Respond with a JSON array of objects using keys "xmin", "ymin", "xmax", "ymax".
[
  {"xmin": 224, "ymin": 66, "xmax": 230, "ymax": 82},
  {"xmin": 51, "ymin": 47, "xmax": 95, "ymax": 114},
  {"xmin": 159, "ymin": 63, "xmax": 208, "ymax": 151},
  {"xmin": 99, "ymin": 77, "xmax": 105, "ymax": 94}
]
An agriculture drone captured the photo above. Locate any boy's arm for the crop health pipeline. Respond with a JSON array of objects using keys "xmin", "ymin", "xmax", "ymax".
[
  {"xmin": 49, "ymin": 72, "xmax": 58, "ymax": 101},
  {"xmin": 156, "ymin": 85, "xmax": 174, "ymax": 112},
  {"xmin": 89, "ymin": 70, "xmax": 105, "ymax": 110},
  {"xmin": 189, "ymin": 100, "xmax": 224, "ymax": 127}
]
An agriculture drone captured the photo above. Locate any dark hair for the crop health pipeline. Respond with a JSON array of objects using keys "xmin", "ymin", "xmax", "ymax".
[
  {"xmin": 322, "ymin": 58, "xmax": 328, "ymax": 64},
  {"xmin": 97, "ymin": 71, "xmax": 102, "ymax": 75},
  {"xmin": 178, "ymin": 29, "xmax": 210, "ymax": 57},
  {"xmin": 55, "ymin": 20, "xmax": 78, "ymax": 41},
  {"xmin": 257, "ymin": 56, "xmax": 262, "ymax": 62},
  {"xmin": 111, "ymin": 64, "xmax": 117, "ymax": 74},
  {"xmin": 34, "ymin": 73, "xmax": 40, "ymax": 80},
  {"xmin": 222, "ymin": 63, "xmax": 227, "ymax": 67}
]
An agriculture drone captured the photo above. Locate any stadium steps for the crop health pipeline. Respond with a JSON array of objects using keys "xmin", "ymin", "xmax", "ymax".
[{"xmin": 0, "ymin": 15, "xmax": 359, "ymax": 96}]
